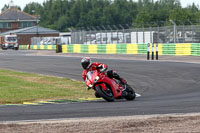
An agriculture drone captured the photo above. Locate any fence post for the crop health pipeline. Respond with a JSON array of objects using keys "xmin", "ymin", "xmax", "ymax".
[
  {"xmin": 150, "ymin": 26, "xmax": 152, "ymax": 43},
  {"xmin": 106, "ymin": 30, "xmax": 107, "ymax": 44},
  {"xmin": 157, "ymin": 26, "xmax": 160, "ymax": 43},
  {"xmin": 169, "ymin": 20, "xmax": 176, "ymax": 43},
  {"xmin": 111, "ymin": 29, "xmax": 113, "ymax": 44},
  {"xmin": 182, "ymin": 24, "xmax": 185, "ymax": 43},
  {"xmin": 117, "ymin": 29, "xmax": 119, "ymax": 44},
  {"xmin": 100, "ymin": 30, "xmax": 102, "ymax": 44},
  {"xmin": 192, "ymin": 25, "xmax": 194, "ymax": 43},
  {"xmin": 90, "ymin": 30, "xmax": 92, "ymax": 44},
  {"xmin": 136, "ymin": 28, "xmax": 138, "ymax": 44},
  {"xmin": 122, "ymin": 29, "xmax": 124, "ymax": 43},
  {"xmin": 143, "ymin": 27, "xmax": 145, "ymax": 43}
]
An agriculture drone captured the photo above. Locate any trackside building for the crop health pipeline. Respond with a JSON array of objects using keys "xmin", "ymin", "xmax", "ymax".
[{"xmin": 0, "ymin": 26, "xmax": 59, "ymax": 45}]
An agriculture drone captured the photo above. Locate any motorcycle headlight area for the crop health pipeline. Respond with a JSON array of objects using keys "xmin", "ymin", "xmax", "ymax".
[
  {"xmin": 94, "ymin": 76, "xmax": 99, "ymax": 82},
  {"xmin": 89, "ymin": 84, "xmax": 93, "ymax": 87}
]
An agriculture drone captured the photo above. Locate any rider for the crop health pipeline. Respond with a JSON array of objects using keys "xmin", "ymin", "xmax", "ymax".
[{"xmin": 81, "ymin": 57, "xmax": 127, "ymax": 90}]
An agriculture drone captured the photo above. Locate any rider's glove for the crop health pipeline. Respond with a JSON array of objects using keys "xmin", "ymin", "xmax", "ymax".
[
  {"xmin": 97, "ymin": 64, "xmax": 107, "ymax": 73},
  {"xmin": 97, "ymin": 65, "xmax": 103, "ymax": 69},
  {"xmin": 87, "ymin": 87, "xmax": 92, "ymax": 90},
  {"xmin": 100, "ymin": 67, "xmax": 107, "ymax": 73}
]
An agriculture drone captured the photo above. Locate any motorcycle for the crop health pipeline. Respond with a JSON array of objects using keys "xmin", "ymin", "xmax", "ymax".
[{"xmin": 86, "ymin": 70, "xmax": 136, "ymax": 102}]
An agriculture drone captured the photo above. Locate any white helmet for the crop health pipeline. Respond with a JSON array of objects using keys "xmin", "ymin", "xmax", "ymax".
[{"xmin": 81, "ymin": 57, "xmax": 92, "ymax": 69}]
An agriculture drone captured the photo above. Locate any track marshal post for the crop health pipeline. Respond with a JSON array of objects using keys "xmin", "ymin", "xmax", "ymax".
[
  {"xmin": 147, "ymin": 43, "xmax": 159, "ymax": 61},
  {"xmin": 147, "ymin": 43, "xmax": 150, "ymax": 60},
  {"xmin": 152, "ymin": 43, "xmax": 154, "ymax": 60},
  {"xmin": 156, "ymin": 43, "xmax": 159, "ymax": 60}
]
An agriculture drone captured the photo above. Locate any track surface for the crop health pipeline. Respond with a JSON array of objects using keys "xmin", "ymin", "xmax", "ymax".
[{"xmin": 0, "ymin": 50, "xmax": 200, "ymax": 121}]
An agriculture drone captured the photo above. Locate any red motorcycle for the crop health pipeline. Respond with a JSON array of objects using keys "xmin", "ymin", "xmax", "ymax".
[{"xmin": 86, "ymin": 70, "xmax": 136, "ymax": 102}]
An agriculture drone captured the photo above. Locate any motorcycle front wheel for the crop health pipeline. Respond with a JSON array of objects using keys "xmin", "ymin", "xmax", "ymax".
[{"xmin": 95, "ymin": 85, "xmax": 114, "ymax": 102}]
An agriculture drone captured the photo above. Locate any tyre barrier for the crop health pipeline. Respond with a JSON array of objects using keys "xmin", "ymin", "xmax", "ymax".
[
  {"xmin": 19, "ymin": 44, "xmax": 200, "ymax": 56},
  {"xmin": 19, "ymin": 45, "xmax": 56, "ymax": 50},
  {"xmin": 59, "ymin": 44, "xmax": 147, "ymax": 54},
  {"xmin": 19, "ymin": 45, "xmax": 30, "ymax": 50},
  {"xmin": 56, "ymin": 45, "xmax": 62, "ymax": 53},
  {"xmin": 57, "ymin": 43, "xmax": 200, "ymax": 56}
]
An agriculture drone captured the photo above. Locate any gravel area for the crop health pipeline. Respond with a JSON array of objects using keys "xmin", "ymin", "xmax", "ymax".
[{"xmin": 0, "ymin": 113, "xmax": 200, "ymax": 133}]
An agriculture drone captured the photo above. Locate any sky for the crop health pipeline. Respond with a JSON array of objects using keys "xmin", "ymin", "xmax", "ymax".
[
  {"xmin": 0, "ymin": 0, "xmax": 200, "ymax": 13},
  {"xmin": 0, "ymin": 0, "xmax": 46, "ymax": 12}
]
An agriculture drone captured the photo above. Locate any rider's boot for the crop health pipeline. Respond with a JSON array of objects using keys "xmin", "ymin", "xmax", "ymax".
[
  {"xmin": 108, "ymin": 70, "xmax": 128, "ymax": 97},
  {"xmin": 112, "ymin": 71, "xmax": 127, "ymax": 85},
  {"xmin": 120, "ymin": 78, "xmax": 127, "ymax": 85}
]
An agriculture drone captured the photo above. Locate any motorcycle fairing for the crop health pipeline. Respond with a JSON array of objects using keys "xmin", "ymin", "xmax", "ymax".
[{"xmin": 95, "ymin": 76, "xmax": 122, "ymax": 98}]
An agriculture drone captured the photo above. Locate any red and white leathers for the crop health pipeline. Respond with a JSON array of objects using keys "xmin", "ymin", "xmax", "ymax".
[{"xmin": 82, "ymin": 62, "xmax": 108, "ymax": 87}]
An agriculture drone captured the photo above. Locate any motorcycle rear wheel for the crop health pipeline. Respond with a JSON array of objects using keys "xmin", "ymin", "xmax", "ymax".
[
  {"xmin": 95, "ymin": 85, "xmax": 114, "ymax": 102},
  {"xmin": 125, "ymin": 84, "xmax": 136, "ymax": 101}
]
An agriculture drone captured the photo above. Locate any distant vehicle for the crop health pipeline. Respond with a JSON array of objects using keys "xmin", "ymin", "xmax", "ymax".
[{"xmin": 0, "ymin": 33, "xmax": 19, "ymax": 50}]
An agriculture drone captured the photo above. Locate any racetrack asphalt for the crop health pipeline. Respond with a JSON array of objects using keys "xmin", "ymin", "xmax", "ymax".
[{"xmin": 0, "ymin": 50, "xmax": 200, "ymax": 121}]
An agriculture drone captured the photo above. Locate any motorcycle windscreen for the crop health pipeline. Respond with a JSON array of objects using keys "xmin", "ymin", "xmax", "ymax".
[
  {"xmin": 86, "ymin": 70, "xmax": 98, "ymax": 82},
  {"xmin": 86, "ymin": 71, "xmax": 93, "ymax": 81}
]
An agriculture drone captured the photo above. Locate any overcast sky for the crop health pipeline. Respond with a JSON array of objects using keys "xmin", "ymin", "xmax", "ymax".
[{"xmin": 0, "ymin": 0, "xmax": 200, "ymax": 13}]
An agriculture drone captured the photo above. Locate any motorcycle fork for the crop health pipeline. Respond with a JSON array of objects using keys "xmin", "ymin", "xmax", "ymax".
[{"xmin": 99, "ymin": 83, "xmax": 107, "ymax": 91}]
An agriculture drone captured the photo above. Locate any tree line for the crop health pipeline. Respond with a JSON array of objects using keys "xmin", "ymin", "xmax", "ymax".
[{"xmin": 2, "ymin": 0, "xmax": 200, "ymax": 31}]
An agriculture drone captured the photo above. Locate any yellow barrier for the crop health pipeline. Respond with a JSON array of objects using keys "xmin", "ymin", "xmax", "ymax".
[{"xmin": 106, "ymin": 44, "xmax": 116, "ymax": 54}]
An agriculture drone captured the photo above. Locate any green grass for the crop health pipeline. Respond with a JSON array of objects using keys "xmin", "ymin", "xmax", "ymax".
[{"xmin": 0, "ymin": 69, "xmax": 94, "ymax": 104}]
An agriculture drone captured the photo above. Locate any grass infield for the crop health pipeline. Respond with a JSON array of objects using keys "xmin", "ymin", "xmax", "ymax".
[{"xmin": 0, "ymin": 69, "xmax": 94, "ymax": 104}]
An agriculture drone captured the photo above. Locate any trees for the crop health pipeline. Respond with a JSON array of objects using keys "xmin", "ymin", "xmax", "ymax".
[
  {"xmin": 1, "ymin": 0, "xmax": 198, "ymax": 31},
  {"xmin": 23, "ymin": 2, "xmax": 43, "ymax": 15},
  {"xmin": 169, "ymin": 8, "xmax": 190, "ymax": 25},
  {"xmin": 135, "ymin": 11, "xmax": 152, "ymax": 27},
  {"xmin": 1, "ymin": 4, "xmax": 21, "ymax": 13},
  {"xmin": 1, "ymin": 4, "xmax": 9, "ymax": 13}
]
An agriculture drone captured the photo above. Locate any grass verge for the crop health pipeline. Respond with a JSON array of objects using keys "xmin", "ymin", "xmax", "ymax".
[{"xmin": 0, "ymin": 69, "xmax": 94, "ymax": 104}]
